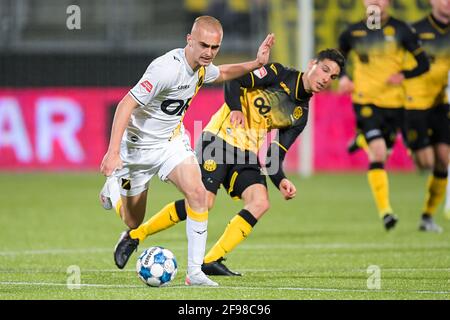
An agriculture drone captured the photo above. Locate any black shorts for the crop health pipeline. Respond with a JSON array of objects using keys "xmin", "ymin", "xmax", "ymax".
[
  {"xmin": 196, "ymin": 132, "xmax": 267, "ymax": 199},
  {"xmin": 354, "ymin": 103, "xmax": 404, "ymax": 149},
  {"xmin": 404, "ymin": 103, "xmax": 450, "ymax": 151}
]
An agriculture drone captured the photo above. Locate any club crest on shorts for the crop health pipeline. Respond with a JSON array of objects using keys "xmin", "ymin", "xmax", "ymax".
[
  {"xmin": 407, "ymin": 130, "xmax": 418, "ymax": 143},
  {"xmin": 203, "ymin": 159, "xmax": 217, "ymax": 172},
  {"xmin": 361, "ymin": 106, "xmax": 373, "ymax": 118}
]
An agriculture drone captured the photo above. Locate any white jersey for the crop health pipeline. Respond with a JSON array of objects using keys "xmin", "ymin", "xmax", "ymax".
[{"xmin": 127, "ymin": 48, "xmax": 220, "ymax": 147}]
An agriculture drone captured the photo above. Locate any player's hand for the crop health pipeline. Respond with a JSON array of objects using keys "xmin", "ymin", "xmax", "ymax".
[
  {"xmin": 230, "ymin": 111, "xmax": 245, "ymax": 128},
  {"xmin": 279, "ymin": 178, "xmax": 296, "ymax": 200},
  {"xmin": 387, "ymin": 73, "xmax": 405, "ymax": 85},
  {"xmin": 338, "ymin": 76, "xmax": 354, "ymax": 94},
  {"xmin": 100, "ymin": 151, "xmax": 123, "ymax": 177},
  {"xmin": 256, "ymin": 33, "xmax": 275, "ymax": 67}
]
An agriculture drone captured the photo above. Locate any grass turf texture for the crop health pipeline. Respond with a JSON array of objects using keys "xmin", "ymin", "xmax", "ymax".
[{"xmin": 0, "ymin": 172, "xmax": 449, "ymax": 299}]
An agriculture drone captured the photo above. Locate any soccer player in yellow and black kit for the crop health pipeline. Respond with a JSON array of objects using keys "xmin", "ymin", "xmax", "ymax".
[
  {"xmin": 123, "ymin": 49, "xmax": 344, "ymax": 276},
  {"xmin": 197, "ymin": 49, "xmax": 344, "ymax": 275},
  {"xmin": 403, "ymin": 0, "xmax": 450, "ymax": 232},
  {"xmin": 338, "ymin": 0, "xmax": 430, "ymax": 230}
]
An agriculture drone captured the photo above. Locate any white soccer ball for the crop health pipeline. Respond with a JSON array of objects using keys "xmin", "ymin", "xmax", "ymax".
[{"xmin": 136, "ymin": 246, "xmax": 178, "ymax": 287}]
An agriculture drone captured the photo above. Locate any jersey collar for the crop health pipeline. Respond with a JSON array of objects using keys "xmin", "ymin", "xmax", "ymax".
[
  {"xmin": 428, "ymin": 14, "xmax": 450, "ymax": 34},
  {"xmin": 182, "ymin": 48, "xmax": 195, "ymax": 75},
  {"xmin": 296, "ymin": 73, "xmax": 313, "ymax": 101}
]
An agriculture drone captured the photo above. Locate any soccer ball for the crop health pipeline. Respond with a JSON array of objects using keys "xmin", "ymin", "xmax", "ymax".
[{"xmin": 136, "ymin": 246, "xmax": 178, "ymax": 287}]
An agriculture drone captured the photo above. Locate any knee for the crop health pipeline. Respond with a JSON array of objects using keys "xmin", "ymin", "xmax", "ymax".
[
  {"xmin": 413, "ymin": 151, "xmax": 434, "ymax": 171},
  {"xmin": 248, "ymin": 198, "xmax": 270, "ymax": 218},
  {"xmin": 260, "ymin": 199, "xmax": 270, "ymax": 214},
  {"xmin": 371, "ymin": 150, "xmax": 386, "ymax": 163},
  {"xmin": 207, "ymin": 196, "xmax": 215, "ymax": 211},
  {"xmin": 416, "ymin": 160, "xmax": 433, "ymax": 172},
  {"xmin": 185, "ymin": 185, "xmax": 207, "ymax": 208},
  {"xmin": 369, "ymin": 141, "xmax": 387, "ymax": 163},
  {"xmin": 434, "ymin": 160, "xmax": 448, "ymax": 174}
]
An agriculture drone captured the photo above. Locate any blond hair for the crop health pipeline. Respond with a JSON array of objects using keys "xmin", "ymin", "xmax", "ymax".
[{"xmin": 191, "ymin": 16, "xmax": 223, "ymax": 34}]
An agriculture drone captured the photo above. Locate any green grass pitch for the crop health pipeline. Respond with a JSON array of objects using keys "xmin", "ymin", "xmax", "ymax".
[{"xmin": 0, "ymin": 172, "xmax": 449, "ymax": 300}]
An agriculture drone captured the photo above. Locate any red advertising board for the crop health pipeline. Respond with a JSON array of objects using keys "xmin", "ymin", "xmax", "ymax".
[
  {"xmin": 0, "ymin": 88, "xmax": 414, "ymax": 171},
  {"xmin": 0, "ymin": 88, "xmax": 126, "ymax": 170},
  {"xmin": 313, "ymin": 93, "xmax": 414, "ymax": 171}
]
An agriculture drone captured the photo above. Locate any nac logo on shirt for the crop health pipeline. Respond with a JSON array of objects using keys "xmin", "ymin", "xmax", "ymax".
[{"xmin": 121, "ymin": 178, "xmax": 131, "ymax": 191}]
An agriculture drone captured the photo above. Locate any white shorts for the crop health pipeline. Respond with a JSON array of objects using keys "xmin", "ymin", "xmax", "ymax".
[{"xmin": 113, "ymin": 134, "xmax": 195, "ymax": 197}]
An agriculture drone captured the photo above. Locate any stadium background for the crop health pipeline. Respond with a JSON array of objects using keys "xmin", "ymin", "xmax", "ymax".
[{"xmin": 0, "ymin": 0, "xmax": 439, "ymax": 173}]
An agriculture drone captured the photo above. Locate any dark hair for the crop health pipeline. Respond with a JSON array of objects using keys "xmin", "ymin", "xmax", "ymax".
[{"xmin": 316, "ymin": 48, "xmax": 346, "ymax": 71}]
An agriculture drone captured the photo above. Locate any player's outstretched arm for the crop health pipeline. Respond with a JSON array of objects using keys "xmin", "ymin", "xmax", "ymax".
[
  {"xmin": 214, "ymin": 33, "xmax": 275, "ymax": 83},
  {"xmin": 100, "ymin": 94, "xmax": 139, "ymax": 176},
  {"xmin": 388, "ymin": 24, "xmax": 430, "ymax": 85}
]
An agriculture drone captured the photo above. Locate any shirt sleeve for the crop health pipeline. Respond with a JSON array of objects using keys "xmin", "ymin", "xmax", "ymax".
[
  {"xmin": 265, "ymin": 124, "xmax": 304, "ymax": 189},
  {"xmin": 129, "ymin": 63, "xmax": 171, "ymax": 106},
  {"xmin": 225, "ymin": 63, "xmax": 285, "ymax": 111},
  {"xmin": 204, "ymin": 63, "xmax": 220, "ymax": 83},
  {"xmin": 338, "ymin": 27, "xmax": 352, "ymax": 77},
  {"xmin": 401, "ymin": 24, "xmax": 430, "ymax": 79}
]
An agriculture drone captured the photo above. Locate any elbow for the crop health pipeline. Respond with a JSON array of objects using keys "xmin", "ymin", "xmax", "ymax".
[
  {"xmin": 215, "ymin": 74, "xmax": 224, "ymax": 84},
  {"xmin": 216, "ymin": 67, "xmax": 228, "ymax": 83},
  {"xmin": 418, "ymin": 53, "xmax": 431, "ymax": 75},
  {"xmin": 415, "ymin": 63, "xmax": 430, "ymax": 78}
]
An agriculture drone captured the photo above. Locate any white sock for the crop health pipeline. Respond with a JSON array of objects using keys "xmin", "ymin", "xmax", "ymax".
[
  {"xmin": 107, "ymin": 177, "xmax": 121, "ymax": 209},
  {"xmin": 186, "ymin": 217, "xmax": 208, "ymax": 275}
]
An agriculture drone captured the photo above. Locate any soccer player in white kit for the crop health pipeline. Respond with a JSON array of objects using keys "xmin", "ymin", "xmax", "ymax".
[{"xmin": 100, "ymin": 16, "xmax": 275, "ymax": 286}]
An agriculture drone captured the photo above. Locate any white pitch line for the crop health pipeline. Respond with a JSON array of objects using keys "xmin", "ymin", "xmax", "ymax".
[
  {"xmin": 0, "ymin": 267, "xmax": 449, "ymax": 274},
  {"xmin": 87, "ymin": 268, "xmax": 450, "ymax": 273},
  {"xmin": 0, "ymin": 281, "xmax": 142, "ymax": 289},
  {"xmin": 0, "ymin": 281, "xmax": 449, "ymax": 295},
  {"xmin": 356, "ymin": 268, "xmax": 450, "ymax": 272},
  {"xmin": 0, "ymin": 248, "xmax": 112, "ymax": 256},
  {"xmin": 242, "ymin": 243, "xmax": 450, "ymax": 250},
  {"xmin": 1, "ymin": 242, "xmax": 450, "ymax": 256},
  {"xmin": 235, "ymin": 268, "xmax": 450, "ymax": 273}
]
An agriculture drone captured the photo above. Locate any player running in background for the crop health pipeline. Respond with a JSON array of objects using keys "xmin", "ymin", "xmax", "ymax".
[
  {"xmin": 99, "ymin": 16, "xmax": 275, "ymax": 286},
  {"xmin": 338, "ymin": 0, "xmax": 430, "ymax": 230},
  {"xmin": 403, "ymin": 0, "xmax": 450, "ymax": 232},
  {"xmin": 125, "ymin": 49, "xmax": 344, "ymax": 276}
]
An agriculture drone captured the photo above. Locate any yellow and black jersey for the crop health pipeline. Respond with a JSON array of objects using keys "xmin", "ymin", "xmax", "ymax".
[
  {"xmin": 204, "ymin": 62, "xmax": 312, "ymax": 155},
  {"xmin": 203, "ymin": 62, "xmax": 312, "ymax": 189},
  {"xmin": 403, "ymin": 14, "xmax": 450, "ymax": 110},
  {"xmin": 339, "ymin": 16, "xmax": 429, "ymax": 108}
]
